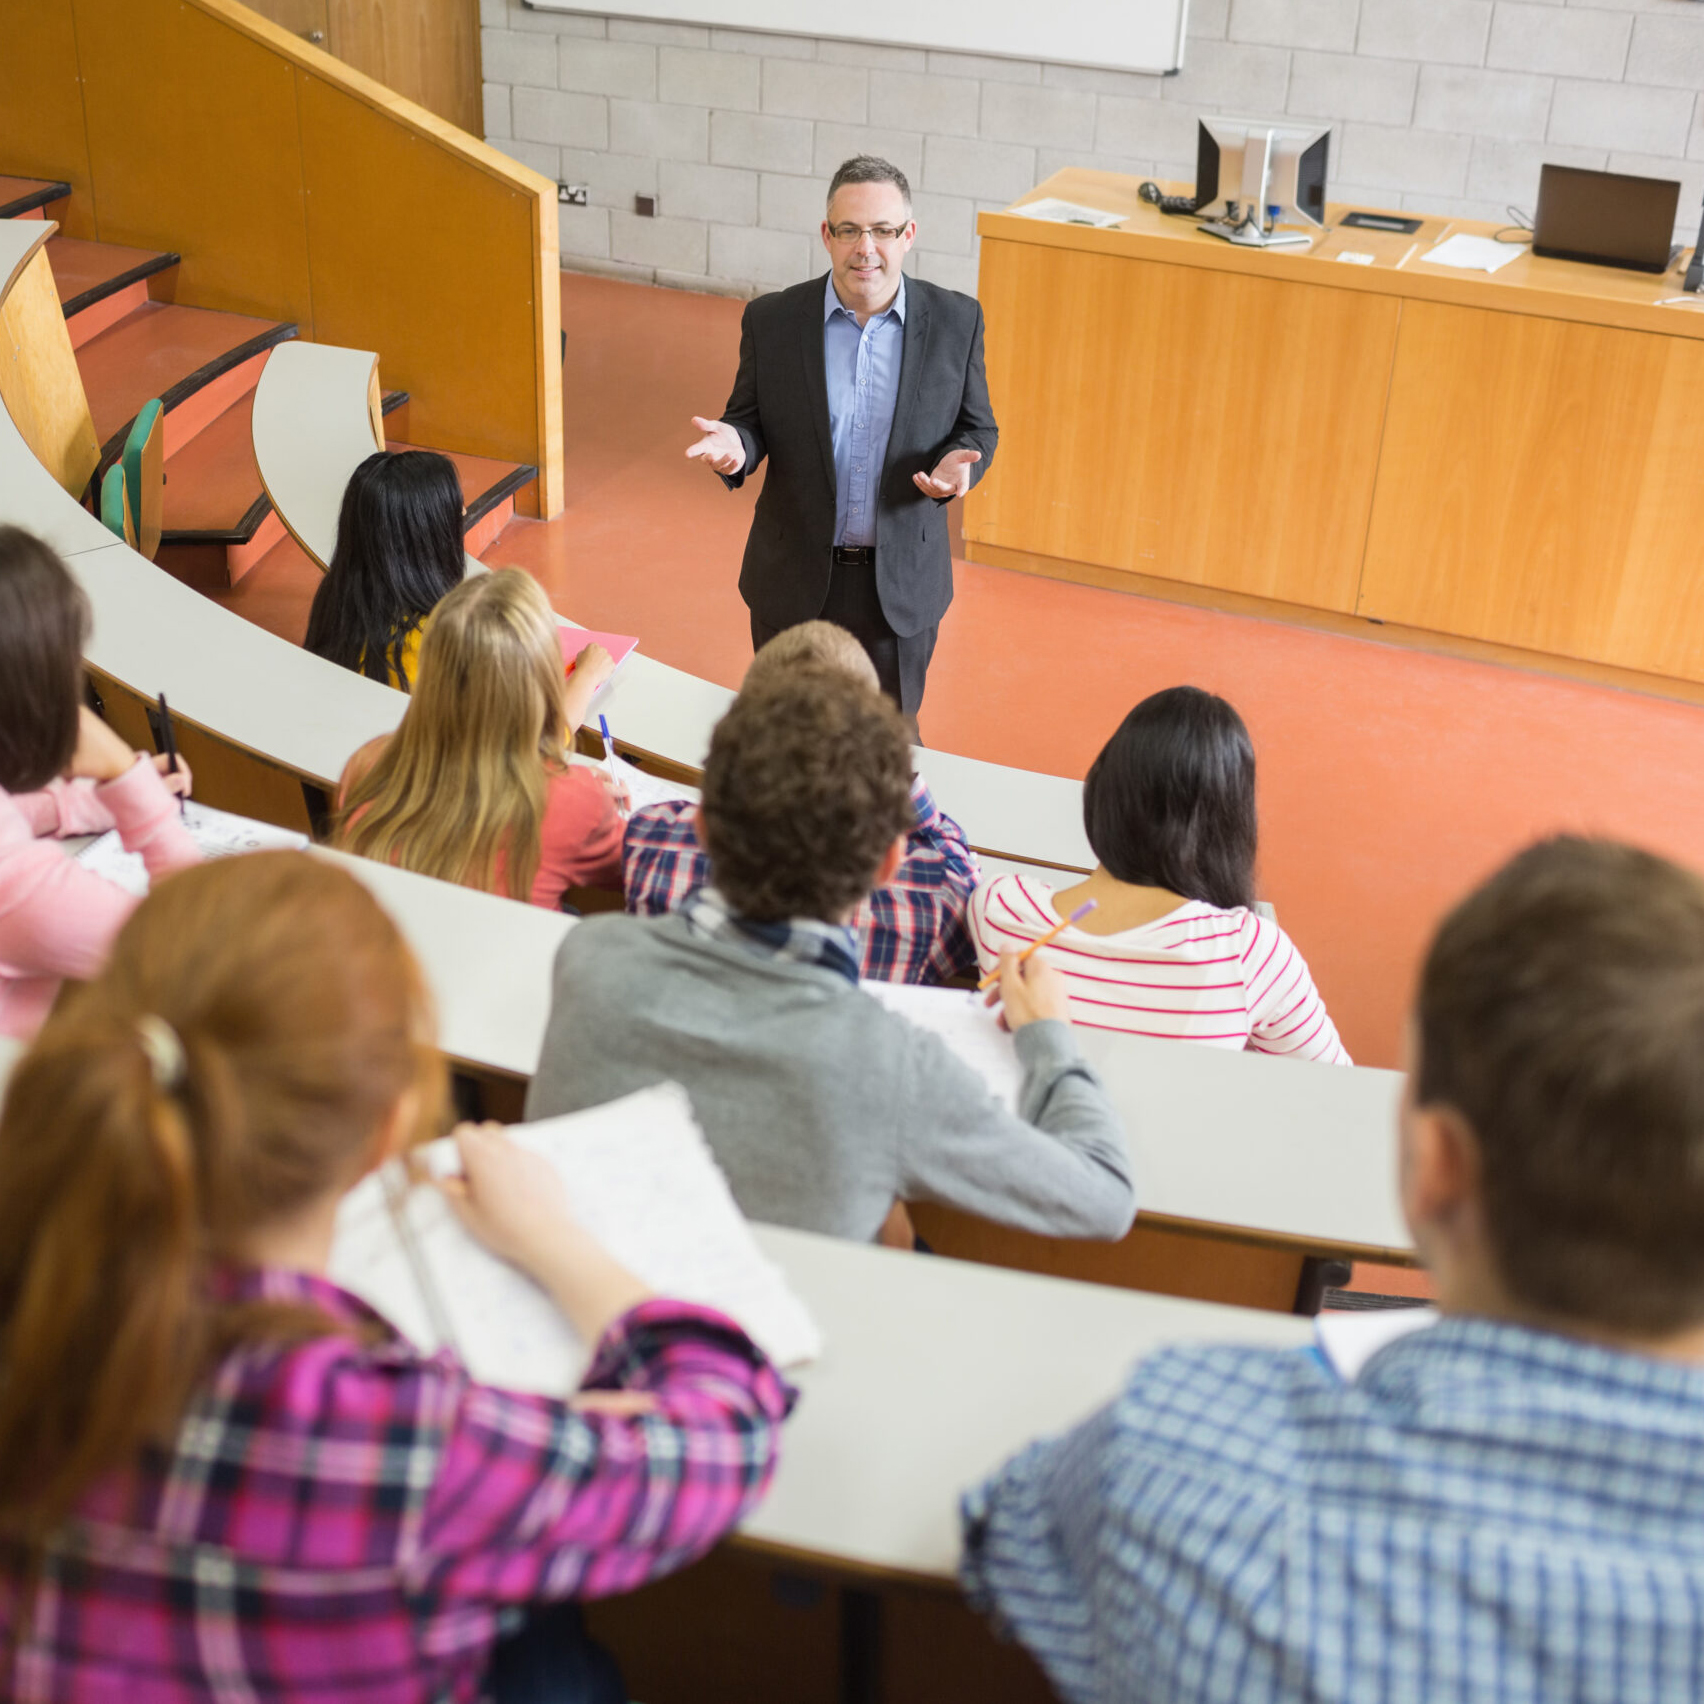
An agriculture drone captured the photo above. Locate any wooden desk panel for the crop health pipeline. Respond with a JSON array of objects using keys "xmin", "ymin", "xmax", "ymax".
[
  {"xmin": 1358, "ymin": 302, "xmax": 1704, "ymax": 680},
  {"xmin": 972, "ymin": 236, "xmax": 1399, "ymax": 612},
  {"xmin": 971, "ymin": 168, "xmax": 1704, "ymax": 690}
]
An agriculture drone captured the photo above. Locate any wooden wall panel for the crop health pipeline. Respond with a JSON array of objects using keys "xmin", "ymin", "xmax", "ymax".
[
  {"xmin": 328, "ymin": 0, "xmax": 482, "ymax": 134},
  {"xmin": 0, "ymin": 0, "xmax": 98, "ymax": 239},
  {"xmin": 0, "ymin": 246, "xmax": 100, "ymax": 496},
  {"xmin": 296, "ymin": 69, "xmax": 559, "ymax": 508},
  {"xmin": 967, "ymin": 238, "xmax": 1401, "ymax": 613},
  {"xmin": 1359, "ymin": 303, "xmax": 1704, "ymax": 680},
  {"xmin": 69, "ymin": 0, "xmax": 316, "ymax": 329}
]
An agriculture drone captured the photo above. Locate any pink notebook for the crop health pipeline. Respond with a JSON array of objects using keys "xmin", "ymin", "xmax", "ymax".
[{"xmin": 558, "ymin": 627, "xmax": 639, "ymax": 675}]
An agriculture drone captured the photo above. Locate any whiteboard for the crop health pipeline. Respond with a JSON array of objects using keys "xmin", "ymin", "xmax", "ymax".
[{"xmin": 527, "ymin": 0, "xmax": 1189, "ymax": 75}]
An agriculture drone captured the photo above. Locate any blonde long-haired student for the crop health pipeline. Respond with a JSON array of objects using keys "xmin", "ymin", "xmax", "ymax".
[
  {"xmin": 334, "ymin": 569, "xmax": 625, "ymax": 907},
  {"xmin": 0, "ymin": 852, "xmax": 789, "ymax": 1702}
]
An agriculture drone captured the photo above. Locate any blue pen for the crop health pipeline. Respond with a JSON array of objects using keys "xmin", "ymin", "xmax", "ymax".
[{"xmin": 598, "ymin": 713, "xmax": 620, "ymax": 783}]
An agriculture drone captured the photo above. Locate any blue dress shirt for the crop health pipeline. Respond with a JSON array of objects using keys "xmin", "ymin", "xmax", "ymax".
[
  {"xmin": 961, "ymin": 1315, "xmax": 1704, "ymax": 1704},
  {"xmin": 822, "ymin": 271, "xmax": 905, "ymax": 550}
]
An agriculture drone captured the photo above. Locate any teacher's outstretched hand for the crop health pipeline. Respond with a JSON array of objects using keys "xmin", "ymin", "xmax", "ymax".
[
  {"xmin": 686, "ymin": 416, "xmax": 745, "ymax": 477},
  {"xmin": 913, "ymin": 447, "xmax": 982, "ymax": 500}
]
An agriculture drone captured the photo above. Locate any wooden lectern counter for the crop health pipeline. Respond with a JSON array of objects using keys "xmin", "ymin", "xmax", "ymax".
[{"xmin": 968, "ymin": 169, "xmax": 1704, "ymax": 689}]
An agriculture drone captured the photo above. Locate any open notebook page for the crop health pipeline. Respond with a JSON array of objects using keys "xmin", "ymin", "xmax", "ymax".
[
  {"xmin": 74, "ymin": 801, "xmax": 309, "ymax": 898},
  {"xmin": 864, "ymin": 981, "xmax": 1023, "ymax": 1112},
  {"xmin": 329, "ymin": 1082, "xmax": 822, "ymax": 1394}
]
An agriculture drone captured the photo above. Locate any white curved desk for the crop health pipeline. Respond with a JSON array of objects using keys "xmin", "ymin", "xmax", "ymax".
[{"xmin": 743, "ymin": 1223, "xmax": 1310, "ymax": 1581}]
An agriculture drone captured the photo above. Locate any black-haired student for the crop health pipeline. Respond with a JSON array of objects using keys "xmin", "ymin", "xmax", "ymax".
[
  {"xmin": 969, "ymin": 686, "xmax": 1349, "ymax": 1061},
  {"xmin": 303, "ymin": 449, "xmax": 466, "ymax": 691}
]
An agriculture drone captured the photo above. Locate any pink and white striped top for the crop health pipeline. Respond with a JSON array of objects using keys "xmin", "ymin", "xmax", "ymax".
[{"xmin": 968, "ymin": 872, "xmax": 1351, "ymax": 1064}]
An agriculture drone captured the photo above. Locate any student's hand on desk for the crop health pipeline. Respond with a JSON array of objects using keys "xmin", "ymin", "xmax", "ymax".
[
  {"xmin": 984, "ymin": 951, "xmax": 1072, "ymax": 1031},
  {"xmin": 686, "ymin": 416, "xmax": 745, "ymax": 476},
  {"xmin": 912, "ymin": 448, "xmax": 981, "ymax": 500},
  {"xmin": 600, "ymin": 773, "xmax": 632, "ymax": 817},
  {"xmin": 437, "ymin": 1121, "xmax": 576, "ymax": 1277},
  {"xmin": 571, "ymin": 641, "xmax": 615, "ymax": 692}
]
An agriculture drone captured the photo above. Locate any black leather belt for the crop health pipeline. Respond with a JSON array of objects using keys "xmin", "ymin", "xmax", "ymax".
[{"xmin": 832, "ymin": 546, "xmax": 875, "ymax": 567}]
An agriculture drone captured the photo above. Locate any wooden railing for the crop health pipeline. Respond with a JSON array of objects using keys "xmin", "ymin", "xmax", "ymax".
[{"xmin": 0, "ymin": 0, "xmax": 562, "ymax": 515}]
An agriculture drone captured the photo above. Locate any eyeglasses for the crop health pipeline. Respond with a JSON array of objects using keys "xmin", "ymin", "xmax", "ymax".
[{"xmin": 827, "ymin": 222, "xmax": 910, "ymax": 244}]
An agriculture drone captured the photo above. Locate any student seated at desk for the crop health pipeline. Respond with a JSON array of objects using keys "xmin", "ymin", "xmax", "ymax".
[
  {"xmin": 527, "ymin": 664, "xmax": 1135, "ymax": 1245},
  {"xmin": 0, "ymin": 853, "xmax": 789, "ymax": 1703},
  {"xmin": 963, "ymin": 836, "xmax": 1704, "ymax": 1704},
  {"xmin": 303, "ymin": 449, "xmax": 466, "ymax": 692},
  {"xmin": 334, "ymin": 569, "xmax": 624, "ymax": 908},
  {"xmin": 0, "ymin": 525, "xmax": 198, "ymax": 1040},
  {"xmin": 624, "ymin": 619, "xmax": 980, "ymax": 984},
  {"xmin": 969, "ymin": 686, "xmax": 1348, "ymax": 1062}
]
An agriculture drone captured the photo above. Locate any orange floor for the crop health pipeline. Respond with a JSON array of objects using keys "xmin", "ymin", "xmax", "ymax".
[{"xmin": 485, "ymin": 270, "xmax": 1704, "ymax": 1073}]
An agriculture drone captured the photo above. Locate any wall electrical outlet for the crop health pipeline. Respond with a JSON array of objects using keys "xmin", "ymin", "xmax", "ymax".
[
  {"xmin": 635, "ymin": 194, "xmax": 657, "ymax": 217},
  {"xmin": 559, "ymin": 183, "xmax": 589, "ymax": 206}
]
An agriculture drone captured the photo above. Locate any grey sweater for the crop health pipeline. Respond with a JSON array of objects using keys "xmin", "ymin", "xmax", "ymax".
[{"xmin": 524, "ymin": 912, "xmax": 1136, "ymax": 1244}]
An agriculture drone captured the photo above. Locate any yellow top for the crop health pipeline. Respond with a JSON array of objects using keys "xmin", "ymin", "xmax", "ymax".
[{"xmin": 359, "ymin": 619, "xmax": 428, "ymax": 692}]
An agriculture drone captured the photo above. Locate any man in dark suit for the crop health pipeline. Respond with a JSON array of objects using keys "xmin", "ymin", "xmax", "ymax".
[{"xmin": 686, "ymin": 155, "xmax": 998, "ymax": 719}]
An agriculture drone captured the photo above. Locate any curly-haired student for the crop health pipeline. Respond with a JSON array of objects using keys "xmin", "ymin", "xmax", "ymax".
[{"xmin": 528, "ymin": 664, "xmax": 1134, "ymax": 1245}]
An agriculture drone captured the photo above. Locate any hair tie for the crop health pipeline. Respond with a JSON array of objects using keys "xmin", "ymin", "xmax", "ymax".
[{"xmin": 135, "ymin": 1015, "xmax": 186, "ymax": 1090}]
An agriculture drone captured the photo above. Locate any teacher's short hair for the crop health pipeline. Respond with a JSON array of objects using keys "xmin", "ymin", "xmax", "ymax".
[
  {"xmin": 827, "ymin": 155, "xmax": 912, "ymax": 212},
  {"xmin": 1417, "ymin": 837, "xmax": 1704, "ymax": 1335},
  {"xmin": 700, "ymin": 663, "xmax": 914, "ymax": 924},
  {"xmin": 1082, "ymin": 686, "xmax": 1257, "ymax": 912}
]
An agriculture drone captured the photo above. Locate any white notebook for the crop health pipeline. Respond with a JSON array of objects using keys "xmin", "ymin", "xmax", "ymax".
[
  {"xmin": 75, "ymin": 800, "xmax": 308, "ymax": 897},
  {"xmin": 329, "ymin": 1082, "xmax": 822, "ymax": 1393},
  {"xmin": 865, "ymin": 981, "xmax": 1023, "ymax": 1112}
]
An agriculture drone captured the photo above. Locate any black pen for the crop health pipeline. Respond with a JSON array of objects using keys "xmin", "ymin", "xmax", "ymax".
[{"xmin": 157, "ymin": 691, "xmax": 186, "ymax": 818}]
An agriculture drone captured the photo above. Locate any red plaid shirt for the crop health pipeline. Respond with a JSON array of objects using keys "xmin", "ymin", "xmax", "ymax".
[
  {"xmin": 622, "ymin": 774, "xmax": 980, "ymax": 985},
  {"xmin": 2, "ymin": 1270, "xmax": 790, "ymax": 1703}
]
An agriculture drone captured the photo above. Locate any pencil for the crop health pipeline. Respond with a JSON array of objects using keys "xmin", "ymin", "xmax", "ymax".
[
  {"xmin": 156, "ymin": 691, "xmax": 186, "ymax": 818},
  {"xmin": 978, "ymin": 898, "xmax": 1098, "ymax": 991}
]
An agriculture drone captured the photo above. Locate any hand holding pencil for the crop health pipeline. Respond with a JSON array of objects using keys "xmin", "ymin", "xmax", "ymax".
[{"xmin": 979, "ymin": 899, "xmax": 1094, "ymax": 1030}]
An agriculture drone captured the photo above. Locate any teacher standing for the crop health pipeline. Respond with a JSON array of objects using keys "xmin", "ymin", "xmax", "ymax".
[{"xmin": 686, "ymin": 155, "xmax": 998, "ymax": 721}]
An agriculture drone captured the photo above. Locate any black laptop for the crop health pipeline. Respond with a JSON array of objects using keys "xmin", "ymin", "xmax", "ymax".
[{"xmin": 1532, "ymin": 164, "xmax": 1681, "ymax": 273}]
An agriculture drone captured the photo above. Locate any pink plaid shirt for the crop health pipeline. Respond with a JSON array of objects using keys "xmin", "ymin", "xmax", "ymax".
[
  {"xmin": 622, "ymin": 774, "xmax": 980, "ymax": 985},
  {"xmin": 2, "ymin": 1270, "xmax": 791, "ymax": 1702}
]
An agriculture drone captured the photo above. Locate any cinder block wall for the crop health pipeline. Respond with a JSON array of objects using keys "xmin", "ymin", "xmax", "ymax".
[{"xmin": 479, "ymin": 0, "xmax": 1704, "ymax": 297}]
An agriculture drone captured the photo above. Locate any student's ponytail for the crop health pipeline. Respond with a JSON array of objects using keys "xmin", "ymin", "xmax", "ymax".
[{"xmin": 0, "ymin": 853, "xmax": 443, "ymax": 1541}]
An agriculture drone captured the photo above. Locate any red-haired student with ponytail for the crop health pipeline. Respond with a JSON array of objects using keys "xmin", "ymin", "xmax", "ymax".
[{"xmin": 0, "ymin": 852, "xmax": 790, "ymax": 1703}]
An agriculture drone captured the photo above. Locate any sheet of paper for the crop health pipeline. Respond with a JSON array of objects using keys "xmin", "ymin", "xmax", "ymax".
[
  {"xmin": 74, "ymin": 802, "xmax": 309, "ymax": 898},
  {"xmin": 1008, "ymin": 197, "xmax": 1127, "ymax": 230},
  {"xmin": 330, "ymin": 1082, "xmax": 822, "ymax": 1393},
  {"xmin": 864, "ymin": 981, "xmax": 1024, "ymax": 1113},
  {"xmin": 1417, "ymin": 233, "xmax": 1525, "ymax": 274},
  {"xmin": 1314, "ymin": 1307, "xmax": 1436, "ymax": 1381},
  {"xmin": 618, "ymin": 757, "xmax": 699, "ymax": 812}
]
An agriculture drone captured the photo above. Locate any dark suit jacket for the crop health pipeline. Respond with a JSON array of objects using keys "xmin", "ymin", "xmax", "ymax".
[{"xmin": 719, "ymin": 273, "xmax": 998, "ymax": 638}]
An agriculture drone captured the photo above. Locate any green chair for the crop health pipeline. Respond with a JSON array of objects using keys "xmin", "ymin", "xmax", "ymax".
[
  {"xmin": 121, "ymin": 398, "xmax": 164, "ymax": 559},
  {"xmin": 99, "ymin": 461, "xmax": 135, "ymax": 548}
]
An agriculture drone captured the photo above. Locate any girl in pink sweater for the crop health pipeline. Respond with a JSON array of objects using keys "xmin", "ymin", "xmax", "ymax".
[{"xmin": 0, "ymin": 526, "xmax": 199, "ymax": 1038}]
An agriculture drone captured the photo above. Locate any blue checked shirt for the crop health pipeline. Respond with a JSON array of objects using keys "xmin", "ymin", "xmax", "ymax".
[
  {"xmin": 961, "ymin": 1315, "xmax": 1704, "ymax": 1704},
  {"xmin": 621, "ymin": 774, "xmax": 979, "ymax": 985},
  {"xmin": 823, "ymin": 271, "xmax": 905, "ymax": 549}
]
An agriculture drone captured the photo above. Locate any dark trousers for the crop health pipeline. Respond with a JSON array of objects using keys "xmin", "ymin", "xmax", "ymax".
[
  {"xmin": 488, "ymin": 1603, "xmax": 626, "ymax": 1704},
  {"xmin": 750, "ymin": 551, "xmax": 938, "ymax": 719}
]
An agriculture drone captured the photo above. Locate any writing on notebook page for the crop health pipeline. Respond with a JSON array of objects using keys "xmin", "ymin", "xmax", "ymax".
[
  {"xmin": 865, "ymin": 981, "xmax": 1024, "ymax": 1113},
  {"xmin": 329, "ymin": 1082, "xmax": 821, "ymax": 1394},
  {"xmin": 75, "ymin": 802, "xmax": 308, "ymax": 898}
]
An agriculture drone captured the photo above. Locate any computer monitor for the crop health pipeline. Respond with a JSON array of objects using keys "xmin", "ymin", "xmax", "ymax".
[
  {"xmin": 1195, "ymin": 118, "xmax": 1330, "ymax": 248},
  {"xmin": 1532, "ymin": 165, "xmax": 1680, "ymax": 274}
]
